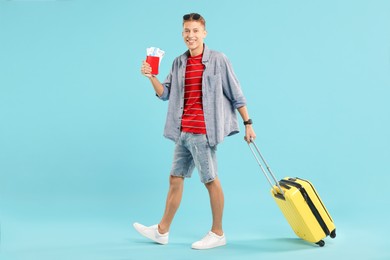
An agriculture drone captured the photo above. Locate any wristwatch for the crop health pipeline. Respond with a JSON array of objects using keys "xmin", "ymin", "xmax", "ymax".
[{"xmin": 243, "ymin": 119, "xmax": 253, "ymax": 125}]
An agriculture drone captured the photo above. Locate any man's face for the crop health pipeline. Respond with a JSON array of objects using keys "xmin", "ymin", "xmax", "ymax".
[{"xmin": 182, "ymin": 21, "xmax": 207, "ymax": 54}]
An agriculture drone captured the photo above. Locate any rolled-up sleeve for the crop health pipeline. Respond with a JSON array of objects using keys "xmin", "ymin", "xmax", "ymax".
[
  {"xmin": 220, "ymin": 54, "xmax": 246, "ymax": 109},
  {"xmin": 157, "ymin": 71, "xmax": 172, "ymax": 101}
]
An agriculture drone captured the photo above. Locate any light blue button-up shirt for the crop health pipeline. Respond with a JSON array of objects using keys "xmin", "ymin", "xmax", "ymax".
[{"xmin": 158, "ymin": 45, "xmax": 247, "ymax": 147}]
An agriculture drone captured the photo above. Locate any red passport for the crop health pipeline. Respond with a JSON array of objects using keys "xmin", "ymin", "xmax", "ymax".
[{"xmin": 146, "ymin": 56, "xmax": 160, "ymax": 75}]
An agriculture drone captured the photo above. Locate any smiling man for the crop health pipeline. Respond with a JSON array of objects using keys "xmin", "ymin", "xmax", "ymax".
[{"xmin": 134, "ymin": 13, "xmax": 256, "ymax": 250}]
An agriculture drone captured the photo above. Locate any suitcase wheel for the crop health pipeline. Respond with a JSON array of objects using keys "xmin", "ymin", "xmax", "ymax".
[
  {"xmin": 330, "ymin": 229, "xmax": 336, "ymax": 239},
  {"xmin": 316, "ymin": 240, "xmax": 325, "ymax": 247}
]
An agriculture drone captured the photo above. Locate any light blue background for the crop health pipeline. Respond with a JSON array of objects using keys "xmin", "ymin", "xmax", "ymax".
[{"xmin": 1, "ymin": 0, "xmax": 389, "ymax": 259}]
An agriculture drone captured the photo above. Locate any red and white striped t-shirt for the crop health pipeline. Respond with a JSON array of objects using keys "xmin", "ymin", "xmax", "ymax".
[{"xmin": 181, "ymin": 53, "xmax": 206, "ymax": 134}]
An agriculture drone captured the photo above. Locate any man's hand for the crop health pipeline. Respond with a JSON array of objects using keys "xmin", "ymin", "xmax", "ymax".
[
  {"xmin": 140, "ymin": 60, "xmax": 164, "ymax": 96},
  {"xmin": 244, "ymin": 125, "xmax": 256, "ymax": 144},
  {"xmin": 141, "ymin": 61, "xmax": 153, "ymax": 78}
]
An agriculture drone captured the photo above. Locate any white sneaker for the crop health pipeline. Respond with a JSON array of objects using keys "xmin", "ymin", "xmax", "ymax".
[
  {"xmin": 133, "ymin": 222, "xmax": 169, "ymax": 245},
  {"xmin": 191, "ymin": 231, "xmax": 226, "ymax": 250}
]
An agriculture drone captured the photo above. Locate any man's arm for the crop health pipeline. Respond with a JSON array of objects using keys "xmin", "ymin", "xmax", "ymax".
[
  {"xmin": 237, "ymin": 106, "xmax": 256, "ymax": 143},
  {"xmin": 141, "ymin": 60, "xmax": 164, "ymax": 97},
  {"xmin": 149, "ymin": 76, "xmax": 164, "ymax": 97}
]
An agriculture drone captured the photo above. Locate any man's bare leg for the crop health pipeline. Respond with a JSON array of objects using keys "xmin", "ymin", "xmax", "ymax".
[
  {"xmin": 205, "ymin": 177, "xmax": 224, "ymax": 236},
  {"xmin": 158, "ymin": 175, "xmax": 184, "ymax": 233}
]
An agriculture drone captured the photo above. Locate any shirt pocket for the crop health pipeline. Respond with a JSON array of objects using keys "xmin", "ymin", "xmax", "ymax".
[{"xmin": 206, "ymin": 74, "xmax": 222, "ymax": 92}]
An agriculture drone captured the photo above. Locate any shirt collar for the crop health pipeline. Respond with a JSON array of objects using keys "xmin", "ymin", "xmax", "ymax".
[{"xmin": 180, "ymin": 44, "xmax": 210, "ymax": 64}]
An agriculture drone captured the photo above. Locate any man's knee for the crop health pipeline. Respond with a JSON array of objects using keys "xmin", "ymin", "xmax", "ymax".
[
  {"xmin": 205, "ymin": 177, "xmax": 221, "ymax": 190},
  {"xmin": 169, "ymin": 175, "xmax": 184, "ymax": 189}
]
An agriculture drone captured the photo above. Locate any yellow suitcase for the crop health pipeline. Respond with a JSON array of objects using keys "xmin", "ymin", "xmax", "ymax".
[{"xmin": 249, "ymin": 141, "xmax": 336, "ymax": 247}]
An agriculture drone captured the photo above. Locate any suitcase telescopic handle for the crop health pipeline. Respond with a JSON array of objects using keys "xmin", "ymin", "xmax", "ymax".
[{"xmin": 248, "ymin": 139, "xmax": 285, "ymax": 197}]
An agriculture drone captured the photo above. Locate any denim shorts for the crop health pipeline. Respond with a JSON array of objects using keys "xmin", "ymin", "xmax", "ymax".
[{"xmin": 170, "ymin": 132, "xmax": 218, "ymax": 183}]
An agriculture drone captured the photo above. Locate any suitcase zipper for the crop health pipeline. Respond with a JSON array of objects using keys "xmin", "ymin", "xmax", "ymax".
[
  {"xmin": 279, "ymin": 179, "xmax": 330, "ymax": 237},
  {"xmin": 296, "ymin": 178, "xmax": 334, "ymax": 223}
]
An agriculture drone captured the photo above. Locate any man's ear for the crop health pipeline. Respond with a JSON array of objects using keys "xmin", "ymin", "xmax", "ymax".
[{"xmin": 203, "ymin": 29, "xmax": 207, "ymax": 39}]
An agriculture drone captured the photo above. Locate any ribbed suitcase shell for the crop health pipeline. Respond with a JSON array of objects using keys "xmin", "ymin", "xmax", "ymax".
[{"xmin": 271, "ymin": 177, "xmax": 336, "ymax": 245}]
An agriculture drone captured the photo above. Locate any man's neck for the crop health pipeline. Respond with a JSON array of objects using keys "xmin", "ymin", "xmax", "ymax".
[{"xmin": 189, "ymin": 45, "xmax": 204, "ymax": 57}]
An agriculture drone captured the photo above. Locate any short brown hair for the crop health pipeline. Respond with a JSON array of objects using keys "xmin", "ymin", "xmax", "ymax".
[{"xmin": 182, "ymin": 13, "xmax": 206, "ymax": 28}]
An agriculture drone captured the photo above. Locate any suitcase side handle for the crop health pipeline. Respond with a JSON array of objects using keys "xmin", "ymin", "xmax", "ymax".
[{"xmin": 248, "ymin": 139, "xmax": 285, "ymax": 197}]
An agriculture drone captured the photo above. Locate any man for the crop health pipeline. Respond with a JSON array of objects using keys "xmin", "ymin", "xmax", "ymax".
[{"xmin": 134, "ymin": 13, "xmax": 256, "ymax": 250}]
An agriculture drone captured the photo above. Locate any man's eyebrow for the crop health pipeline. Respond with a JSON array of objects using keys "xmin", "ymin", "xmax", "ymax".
[{"xmin": 183, "ymin": 27, "xmax": 200, "ymax": 30}]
